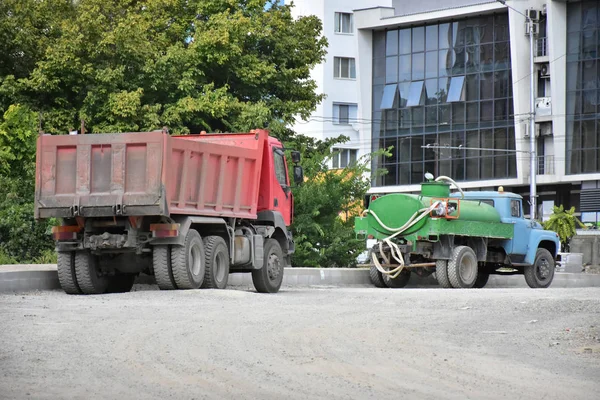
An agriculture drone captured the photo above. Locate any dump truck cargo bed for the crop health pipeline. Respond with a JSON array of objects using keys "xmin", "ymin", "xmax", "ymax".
[{"xmin": 35, "ymin": 130, "xmax": 266, "ymax": 220}]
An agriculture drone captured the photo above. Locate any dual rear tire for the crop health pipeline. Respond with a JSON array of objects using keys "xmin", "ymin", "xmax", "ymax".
[{"xmin": 435, "ymin": 246, "xmax": 479, "ymax": 289}]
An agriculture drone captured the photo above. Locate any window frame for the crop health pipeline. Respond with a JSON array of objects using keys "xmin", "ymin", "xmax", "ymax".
[
  {"xmin": 332, "ymin": 148, "xmax": 359, "ymax": 169},
  {"xmin": 333, "ymin": 103, "xmax": 357, "ymax": 125},
  {"xmin": 273, "ymin": 148, "xmax": 288, "ymax": 187},
  {"xmin": 334, "ymin": 12, "xmax": 353, "ymax": 34},
  {"xmin": 334, "ymin": 57, "xmax": 356, "ymax": 79}
]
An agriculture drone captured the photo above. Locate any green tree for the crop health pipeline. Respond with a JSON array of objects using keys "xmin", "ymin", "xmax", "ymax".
[
  {"xmin": 2, "ymin": 0, "xmax": 327, "ymax": 135},
  {"xmin": 286, "ymin": 134, "xmax": 389, "ymax": 268},
  {"xmin": 543, "ymin": 205, "xmax": 586, "ymax": 252},
  {"xmin": 0, "ymin": 105, "xmax": 56, "ymax": 262}
]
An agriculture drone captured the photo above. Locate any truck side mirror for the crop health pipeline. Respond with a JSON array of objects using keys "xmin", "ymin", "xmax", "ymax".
[
  {"xmin": 291, "ymin": 151, "xmax": 301, "ymax": 164},
  {"xmin": 293, "ymin": 165, "xmax": 304, "ymax": 185}
]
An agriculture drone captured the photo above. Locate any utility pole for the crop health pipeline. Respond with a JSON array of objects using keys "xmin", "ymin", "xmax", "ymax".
[{"xmin": 496, "ymin": 0, "xmax": 537, "ymax": 221}]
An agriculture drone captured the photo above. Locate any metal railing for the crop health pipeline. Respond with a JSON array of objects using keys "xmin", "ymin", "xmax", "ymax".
[
  {"xmin": 536, "ymin": 37, "xmax": 548, "ymax": 57},
  {"xmin": 537, "ymin": 154, "xmax": 554, "ymax": 175}
]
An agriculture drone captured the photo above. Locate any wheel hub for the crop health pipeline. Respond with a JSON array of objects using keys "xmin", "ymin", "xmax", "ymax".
[{"xmin": 267, "ymin": 254, "xmax": 280, "ymax": 281}]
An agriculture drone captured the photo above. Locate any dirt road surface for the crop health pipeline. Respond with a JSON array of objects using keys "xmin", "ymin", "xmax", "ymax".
[{"xmin": 1, "ymin": 286, "xmax": 599, "ymax": 400}]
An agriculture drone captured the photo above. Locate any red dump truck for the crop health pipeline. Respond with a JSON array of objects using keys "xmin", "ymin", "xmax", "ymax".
[{"xmin": 35, "ymin": 129, "xmax": 303, "ymax": 295}]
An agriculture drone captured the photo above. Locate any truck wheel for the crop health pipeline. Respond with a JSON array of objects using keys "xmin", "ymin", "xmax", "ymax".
[
  {"xmin": 473, "ymin": 272, "xmax": 490, "ymax": 288},
  {"xmin": 369, "ymin": 266, "xmax": 387, "ymax": 288},
  {"xmin": 153, "ymin": 245, "xmax": 177, "ymax": 290},
  {"xmin": 74, "ymin": 251, "xmax": 109, "ymax": 294},
  {"xmin": 202, "ymin": 235, "xmax": 229, "ymax": 289},
  {"xmin": 106, "ymin": 273, "xmax": 137, "ymax": 293},
  {"xmin": 524, "ymin": 248, "xmax": 555, "ymax": 288},
  {"xmin": 171, "ymin": 229, "xmax": 205, "ymax": 289},
  {"xmin": 382, "ymin": 269, "xmax": 411, "ymax": 288},
  {"xmin": 435, "ymin": 260, "xmax": 452, "ymax": 288},
  {"xmin": 252, "ymin": 238, "xmax": 284, "ymax": 293},
  {"xmin": 448, "ymin": 246, "xmax": 478, "ymax": 288},
  {"xmin": 57, "ymin": 251, "xmax": 82, "ymax": 294}
]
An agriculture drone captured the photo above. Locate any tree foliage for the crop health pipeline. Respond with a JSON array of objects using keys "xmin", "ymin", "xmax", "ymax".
[
  {"xmin": 0, "ymin": 0, "xmax": 327, "ymax": 135},
  {"xmin": 543, "ymin": 205, "xmax": 586, "ymax": 251},
  {"xmin": 286, "ymin": 135, "xmax": 389, "ymax": 268}
]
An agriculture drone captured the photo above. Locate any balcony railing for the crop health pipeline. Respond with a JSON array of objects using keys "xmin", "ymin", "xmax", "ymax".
[
  {"xmin": 538, "ymin": 155, "xmax": 554, "ymax": 175},
  {"xmin": 536, "ymin": 37, "xmax": 548, "ymax": 57}
]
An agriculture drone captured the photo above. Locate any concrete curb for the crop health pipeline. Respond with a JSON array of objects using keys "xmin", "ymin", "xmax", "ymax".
[{"xmin": 2, "ymin": 264, "xmax": 600, "ymax": 293}]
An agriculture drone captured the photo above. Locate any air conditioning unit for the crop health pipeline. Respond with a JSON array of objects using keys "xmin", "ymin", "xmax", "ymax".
[
  {"xmin": 526, "ymin": 22, "xmax": 539, "ymax": 35},
  {"xmin": 539, "ymin": 64, "xmax": 550, "ymax": 78},
  {"xmin": 526, "ymin": 9, "xmax": 541, "ymax": 21}
]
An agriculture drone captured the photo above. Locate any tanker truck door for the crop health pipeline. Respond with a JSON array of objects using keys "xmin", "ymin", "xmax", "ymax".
[
  {"xmin": 272, "ymin": 147, "xmax": 292, "ymax": 226},
  {"xmin": 508, "ymin": 199, "xmax": 529, "ymax": 256}
]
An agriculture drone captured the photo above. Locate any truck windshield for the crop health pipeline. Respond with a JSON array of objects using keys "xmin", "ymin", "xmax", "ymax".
[{"xmin": 273, "ymin": 149, "xmax": 288, "ymax": 186}]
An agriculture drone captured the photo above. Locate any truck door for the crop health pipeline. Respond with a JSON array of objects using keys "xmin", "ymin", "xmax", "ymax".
[
  {"xmin": 271, "ymin": 147, "xmax": 292, "ymax": 226},
  {"xmin": 509, "ymin": 199, "xmax": 530, "ymax": 256}
]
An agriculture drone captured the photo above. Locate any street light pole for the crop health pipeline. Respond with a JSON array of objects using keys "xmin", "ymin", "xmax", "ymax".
[{"xmin": 496, "ymin": 0, "xmax": 537, "ymax": 221}]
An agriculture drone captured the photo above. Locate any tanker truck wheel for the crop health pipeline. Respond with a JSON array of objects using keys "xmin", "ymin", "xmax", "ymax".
[
  {"xmin": 252, "ymin": 239, "xmax": 284, "ymax": 293},
  {"xmin": 435, "ymin": 260, "xmax": 452, "ymax": 288},
  {"xmin": 473, "ymin": 272, "xmax": 490, "ymax": 288},
  {"xmin": 448, "ymin": 246, "xmax": 478, "ymax": 288},
  {"xmin": 202, "ymin": 235, "xmax": 229, "ymax": 289},
  {"xmin": 369, "ymin": 266, "xmax": 387, "ymax": 288},
  {"xmin": 524, "ymin": 248, "xmax": 555, "ymax": 288},
  {"xmin": 74, "ymin": 250, "xmax": 110, "ymax": 294},
  {"xmin": 382, "ymin": 269, "xmax": 411, "ymax": 288},
  {"xmin": 153, "ymin": 245, "xmax": 177, "ymax": 290},
  {"xmin": 171, "ymin": 229, "xmax": 206, "ymax": 289},
  {"xmin": 57, "ymin": 251, "xmax": 82, "ymax": 294}
]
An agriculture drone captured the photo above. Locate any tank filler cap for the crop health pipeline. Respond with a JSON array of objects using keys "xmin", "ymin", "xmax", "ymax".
[{"xmin": 424, "ymin": 172, "xmax": 434, "ymax": 182}]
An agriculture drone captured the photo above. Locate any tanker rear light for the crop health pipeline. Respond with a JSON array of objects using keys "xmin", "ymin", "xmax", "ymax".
[
  {"xmin": 150, "ymin": 223, "xmax": 180, "ymax": 238},
  {"xmin": 52, "ymin": 225, "xmax": 81, "ymax": 241}
]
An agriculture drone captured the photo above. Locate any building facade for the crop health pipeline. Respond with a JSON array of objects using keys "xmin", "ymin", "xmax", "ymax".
[
  {"xmin": 353, "ymin": 0, "xmax": 600, "ymax": 222},
  {"xmin": 291, "ymin": 0, "xmax": 393, "ymax": 168}
]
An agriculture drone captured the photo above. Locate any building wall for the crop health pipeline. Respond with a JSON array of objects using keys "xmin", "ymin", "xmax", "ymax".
[{"xmin": 291, "ymin": 0, "xmax": 393, "ymax": 164}]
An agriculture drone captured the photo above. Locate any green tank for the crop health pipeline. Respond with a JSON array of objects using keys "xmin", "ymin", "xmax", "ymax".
[{"xmin": 355, "ymin": 181, "xmax": 512, "ymax": 241}]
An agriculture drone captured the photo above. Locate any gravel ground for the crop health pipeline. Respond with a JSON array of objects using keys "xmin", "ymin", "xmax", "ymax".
[{"xmin": 0, "ymin": 286, "xmax": 599, "ymax": 400}]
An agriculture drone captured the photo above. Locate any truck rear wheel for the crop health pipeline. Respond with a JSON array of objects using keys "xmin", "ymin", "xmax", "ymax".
[
  {"xmin": 252, "ymin": 238, "xmax": 284, "ymax": 293},
  {"xmin": 171, "ymin": 229, "xmax": 205, "ymax": 290},
  {"xmin": 473, "ymin": 272, "xmax": 490, "ymax": 288},
  {"xmin": 524, "ymin": 248, "xmax": 555, "ymax": 288},
  {"xmin": 57, "ymin": 251, "xmax": 82, "ymax": 294},
  {"xmin": 202, "ymin": 236, "xmax": 229, "ymax": 289},
  {"xmin": 153, "ymin": 245, "xmax": 177, "ymax": 290},
  {"xmin": 75, "ymin": 251, "xmax": 110, "ymax": 295},
  {"xmin": 448, "ymin": 246, "xmax": 478, "ymax": 288},
  {"xmin": 435, "ymin": 260, "xmax": 452, "ymax": 288},
  {"xmin": 106, "ymin": 273, "xmax": 137, "ymax": 293},
  {"xmin": 369, "ymin": 266, "xmax": 386, "ymax": 288},
  {"xmin": 382, "ymin": 269, "xmax": 410, "ymax": 288}
]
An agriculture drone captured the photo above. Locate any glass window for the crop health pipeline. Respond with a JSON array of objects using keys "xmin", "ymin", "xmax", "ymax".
[
  {"xmin": 412, "ymin": 52, "xmax": 425, "ymax": 80},
  {"xmin": 333, "ymin": 103, "xmax": 357, "ymax": 124},
  {"xmin": 480, "ymin": 72, "xmax": 494, "ymax": 100},
  {"xmin": 412, "ymin": 26, "xmax": 425, "ymax": 53},
  {"xmin": 399, "ymin": 54, "xmax": 411, "ymax": 82},
  {"xmin": 334, "ymin": 12, "xmax": 353, "ymax": 34},
  {"xmin": 439, "ymin": 49, "xmax": 452, "ymax": 77},
  {"xmin": 411, "ymin": 106, "xmax": 424, "ymax": 127},
  {"xmin": 373, "ymin": 31, "xmax": 386, "ymax": 59},
  {"xmin": 399, "ymin": 28, "xmax": 411, "ymax": 54},
  {"xmin": 334, "ymin": 57, "xmax": 356, "ymax": 79},
  {"xmin": 447, "ymin": 76, "xmax": 466, "ymax": 102},
  {"xmin": 380, "ymin": 84, "xmax": 398, "ymax": 109},
  {"xmin": 437, "ymin": 77, "xmax": 449, "ymax": 103},
  {"xmin": 273, "ymin": 149, "xmax": 288, "ymax": 186},
  {"xmin": 425, "ymin": 51, "xmax": 438, "ymax": 79},
  {"xmin": 332, "ymin": 148, "xmax": 359, "ymax": 169},
  {"xmin": 510, "ymin": 200, "xmax": 521, "ymax": 218},
  {"xmin": 439, "ymin": 23, "xmax": 451, "ymax": 49},
  {"xmin": 466, "ymin": 74, "xmax": 479, "ymax": 101},
  {"xmin": 386, "ymin": 30, "xmax": 398, "ymax": 56},
  {"xmin": 406, "ymin": 81, "xmax": 425, "ymax": 107},
  {"xmin": 494, "ymin": 43, "xmax": 509, "ymax": 70},
  {"xmin": 426, "ymin": 25, "xmax": 438, "ymax": 51},
  {"xmin": 386, "ymin": 56, "xmax": 398, "ymax": 83},
  {"xmin": 425, "ymin": 79, "xmax": 438, "ymax": 105}
]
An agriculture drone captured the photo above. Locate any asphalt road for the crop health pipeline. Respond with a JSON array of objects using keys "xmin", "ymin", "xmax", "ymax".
[{"xmin": 1, "ymin": 286, "xmax": 599, "ymax": 400}]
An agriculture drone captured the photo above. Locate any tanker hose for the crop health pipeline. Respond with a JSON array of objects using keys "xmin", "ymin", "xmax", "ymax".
[
  {"xmin": 368, "ymin": 201, "xmax": 442, "ymax": 278},
  {"xmin": 435, "ymin": 175, "xmax": 465, "ymax": 199}
]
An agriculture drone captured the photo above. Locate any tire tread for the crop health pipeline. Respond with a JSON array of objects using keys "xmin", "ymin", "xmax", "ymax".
[
  {"xmin": 153, "ymin": 245, "xmax": 177, "ymax": 290},
  {"xmin": 57, "ymin": 251, "xmax": 81, "ymax": 294}
]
